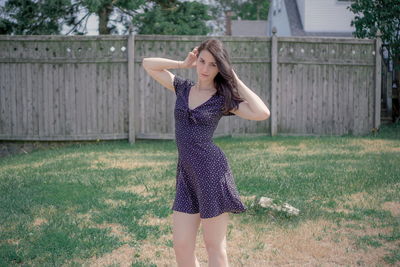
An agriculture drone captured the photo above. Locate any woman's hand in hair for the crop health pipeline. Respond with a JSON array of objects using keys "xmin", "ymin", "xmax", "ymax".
[
  {"xmin": 181, "ymin": 47, "xmax": 198, "ymax": 68},
  {"xmin": 229, "ymin": 69, "xmax": 271, "ymax": 121}
]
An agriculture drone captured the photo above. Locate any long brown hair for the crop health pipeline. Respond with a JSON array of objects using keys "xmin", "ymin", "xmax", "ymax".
[{"xmin": 196, "ymin": 39, "xmax": 243, "ymax": 115}]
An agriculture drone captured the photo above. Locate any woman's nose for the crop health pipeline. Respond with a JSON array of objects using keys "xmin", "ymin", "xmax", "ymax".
[{"xmin": 202, "ymin": 65, "xmax": 210, "ymax": 73}]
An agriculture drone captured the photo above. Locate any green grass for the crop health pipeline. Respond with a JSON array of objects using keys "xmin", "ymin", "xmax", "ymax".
[{"xmin": 0, "ymin": 122, "xmax": 399, "ymax": 266}]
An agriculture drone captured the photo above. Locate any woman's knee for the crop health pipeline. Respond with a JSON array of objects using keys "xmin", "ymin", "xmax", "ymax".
[
  {"xmin": 172, "ymin": 211, "xmax": 200, "ymax": 253},
  {"xmin": 201, "ymin": 212, "xmax": 229, "ymax": 254},
  {"xmin": 203, "ymin": 235, "xmax": 227, "ymax": 254},
  {"xmin": 173, "ymin": 236, "xmax": 196, "ymax": 253}
]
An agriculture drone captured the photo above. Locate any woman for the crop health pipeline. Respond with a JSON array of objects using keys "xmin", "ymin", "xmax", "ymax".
[{"xmin": 142, "ymin": 39, "xmax": 270, "ymax": 267}]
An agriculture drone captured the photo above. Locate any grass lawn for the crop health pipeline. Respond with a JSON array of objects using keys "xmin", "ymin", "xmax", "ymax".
[{"xmin": 0, "ymin": 123, "xmax": 399, "ymax": 266}]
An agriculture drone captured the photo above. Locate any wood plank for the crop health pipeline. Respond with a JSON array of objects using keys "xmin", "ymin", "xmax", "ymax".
[
  {"xmin": 64, "ymin": 64, "xmax": 71, "ymax": 135},
  {"xmin": 5, "ymin": 63, "xmax": 11, "ymax": 135},
  {"xmin": 17, "ymin": 63, "xmax": 23, "ymax": 135},
  {"xmin": 90, "ymin": 63, "xmax": 97, "ymax": 134},
  {"xmin": 25, "ymin": 64, "xmax": 33, "ymax": 136},
  {"xmin": 117, "ymin": 63, "xmax": 122, "ymax": 134},
  {"xmin": 106, "ymin": 63, "xmax": 112, "ymax": 134},
  {"xmin": 304, "ymin": 65, "xmax": 311, "ymax": 133},
  {"xmin": 374, "ymin": 35, "xmax": 382, "ymax": 130},
  {"xmin": 0, "ymin": 64, "xmax": 4, "ymax": 134},
  {"xmin": 72, "ymin": 63, "xmax": 78, "ymax": 135},
  {"xmin": 270, "ymin": 33, "xmax": 278, "ymax": 136},
  {"xmin": 332, "ymin": 64, "xmax": 338, "ymax": 135},
  {"xmin": 78, "ymin": 63, "xmax": 85, "ymax": 135},
  {"xmin": 112, "ymin": 63, "xmax": 118, "ymax": 134},
  {"xmin": 312, "ymin": 64, "xmax": 317, "ymax": 134},
  {"xmin": 326, "ymin": 64, "xmax": 332, "ymax": 135},
  {"xmin": 341, "ymin": 66, "xmax": 348, "ymax": 135},
  {"xmin": 84, "ymin": 63, "xmax": 90, "ymax": 134},
  {"xmin": 347, "ymin": 66, "xmax": 354, "ymax": 135},
  {"xmin": 141, "ymin": 64, "xmax": 146, "ymax": 136},
  {"xmin": 54, "ymin": 63, "xmax": 60, "ymax": 135},
  {"xmin": 362, "ymin": 66, "xmax": 369, "ymax": 134},
  {"xmin": 355, "ymin": 67, "xmax": 361, "ymax": 135},
  {"xmin": 100, "ymin": 64, "xmax": 106, "ymax": 134},
  {"xmin": 299, "ymin": 63, "xmax": 306, "ymax": 134},
  {"xmin": 0, "ymin": 63, "xmax": 6, "ymax": 134},
  {"xmin": 291, "ymin": 63, "xmax": 296, "ymax": 133},
  {"xmin": 338, "ymin": 67, "xmax": 347, "ymax": 135},
  {"xmin": 50, "ymin": 64, "xmax": 56, "ymax": 135},
  {"xmin": 368, "ymin": 66, "xmax": 374, "ymax": 129},
  {"xmin": 21, "ymin": 63, "xmax": 28, "ymax": 136},
  {"xmin": 319, "ymin": 64, "xmax": 325, "ymax": 135},
  {"xmin": 43, "ymin": 64, "xmax": 50, "ymax": 136}
]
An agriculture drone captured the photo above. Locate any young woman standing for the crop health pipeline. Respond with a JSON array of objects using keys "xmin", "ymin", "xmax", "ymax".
[{"xmin": 143, "ymin": 39, "xmax": 270, "ymax": 267}]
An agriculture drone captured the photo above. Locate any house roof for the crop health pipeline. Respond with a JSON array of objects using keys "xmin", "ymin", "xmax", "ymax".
[{"xmin": 284, "ymin": 0, "xmax": 353, "ymax": 37}]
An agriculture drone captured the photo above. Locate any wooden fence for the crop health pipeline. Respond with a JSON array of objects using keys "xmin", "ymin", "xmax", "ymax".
[{"xmin": 0, "ymin": 32, "xmax": 381, "ymax": 143}]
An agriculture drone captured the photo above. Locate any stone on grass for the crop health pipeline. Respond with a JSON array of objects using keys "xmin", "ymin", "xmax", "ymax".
[{"xmin": 258, "ymin": 196, "xmax": 300, "ymax": 216}]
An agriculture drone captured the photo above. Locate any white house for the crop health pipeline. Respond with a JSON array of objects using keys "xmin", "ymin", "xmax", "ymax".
[{"xmin": 268, "ymin": 0, "xmax": 356, "ymax": 37}]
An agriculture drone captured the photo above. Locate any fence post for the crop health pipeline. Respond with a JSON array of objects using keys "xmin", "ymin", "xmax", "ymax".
[
  {"xmin": 128, "ymin": 26, "xmax": 136, "ymax": 143},
  {"xmin": 270, "ymin": 27, "xmax": 278, "ymax": 136},
  {"xmin": 374, "ymin": 30, "xmax": 382, "ymax": 130}
]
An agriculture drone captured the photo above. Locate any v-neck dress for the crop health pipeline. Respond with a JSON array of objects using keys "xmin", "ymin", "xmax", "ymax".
[{"xmin": 171, "ymin": 75, "xmax": 247, "ymax": 219}]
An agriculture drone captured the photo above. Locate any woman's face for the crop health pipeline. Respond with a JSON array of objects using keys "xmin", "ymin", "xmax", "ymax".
[{"xmin": 196, "ymin": 49, "xmax": 219, "ymax": 84}]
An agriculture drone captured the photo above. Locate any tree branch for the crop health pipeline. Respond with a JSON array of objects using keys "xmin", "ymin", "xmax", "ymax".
[{"xmin": 66, "ymin": 11, "xmax": 90, "ymax": 35}]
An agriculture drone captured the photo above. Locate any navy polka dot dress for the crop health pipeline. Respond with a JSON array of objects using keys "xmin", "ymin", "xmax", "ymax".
[{"xmin": 171, "ymin": 75, "xmax": 248, "ymax": 219}]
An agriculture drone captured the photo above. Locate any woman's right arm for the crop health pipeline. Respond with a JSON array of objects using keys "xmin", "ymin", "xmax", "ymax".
[
  {"xmin": 142, "ymin": 58, "xmax": 183, "ymax": 91},
  {"xmin": 142, "ymin": 47, "xmax": 198, "ymax": 92}
]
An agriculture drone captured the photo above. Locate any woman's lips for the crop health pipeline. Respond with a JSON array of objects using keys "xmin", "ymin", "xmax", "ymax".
[{"xmin": 201, "ymin": 73, "xmax": 209, "ymax": 77}]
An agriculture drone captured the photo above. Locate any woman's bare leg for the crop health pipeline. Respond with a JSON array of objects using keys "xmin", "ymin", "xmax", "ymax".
[
  {"xmin": 172, "ymin": 210, "xmax": 201, "ymax": 267},
  {"xmin": 202, "ymin": 212, "xmax": 230, "ymax": 267}
]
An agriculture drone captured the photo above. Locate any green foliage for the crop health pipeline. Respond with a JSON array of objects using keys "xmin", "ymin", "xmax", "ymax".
[
  {"xmin": 348, "ymin": 0, "xmax": 400, "ymax": 61},
  {"xmin": 0, "ymin": 0, "xmax": 71, "ymax": 34},
  {"xmin": 0, "ymin": 0, "xmax": 212, "ymax": 35},
  {"xmin": 132, "ymin": 1, "xmax": 212, "ymax": 35}
]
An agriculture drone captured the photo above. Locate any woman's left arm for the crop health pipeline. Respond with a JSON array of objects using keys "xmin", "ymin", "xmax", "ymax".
[{"xmin": 230, "ymin": 70, "xmax": 270, "ymax": 121}]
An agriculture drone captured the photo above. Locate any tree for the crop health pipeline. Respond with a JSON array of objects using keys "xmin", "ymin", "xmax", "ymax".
[
  {"xmin": 132, "ymin": 1, "xmax": 212, "ymax": 35},
  {"xmin": 0, "ymin": 0, "xmax": 213, "ymax": 35},
  {"xmin": 0, "ymin": 0, "xmax": 147, "ymax": 35},
  {"xmin": 348, "ymin": 0, "xmax": 400, "ymax": 63},
  {"xmin": 0, "ymin": 0, "xmax": 72, "ymax": 34}
]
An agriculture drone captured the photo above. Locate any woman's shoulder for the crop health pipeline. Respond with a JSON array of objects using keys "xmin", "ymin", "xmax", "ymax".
[{"xmin": 173, "ymin": 75, "xmax": 195, "ymax": 95}]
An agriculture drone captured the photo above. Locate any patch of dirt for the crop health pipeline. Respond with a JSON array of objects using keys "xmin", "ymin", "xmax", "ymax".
[
  {"xmin": 68, "ymin": 208, "xmax": 399, "ymax": 267},
  {"xmin": 255, "ymin": 139, "xmax": 400, "ymax": 158},
  {"xmin": 352, "ymin": 139, "xmax": 400, "ymax": 154},
  {"xmin": 104, "ymin": 198, "xmax": 127, "ymax": 207},
  {"xmin": 139, "ymin": 214, "xmax": 169, "ymax": 227},
  {"xmin": 5, "ymin": 239, "xmax": 20, "ymax": 245},
  {"xmin": 90, "ymin": 155, "xmax": 170, "ymax": 170},
  {"xmin": 32, "ymin": 218, "xmax": 48, "ymax": 227},
  {"xmin": 228, "ymin": 218, "xmax": 394, "ymax": 266},
  {"xmin": 88, "ymin": 244, "xmax": 136, "ymax": 267},
  {"xmin": 382, "ymin": 202, "xmax": 400, "ymax": 217},
  {"xmin": 115, "ymin": 185, "xmax": 152, "ymax": 197},
  {"xmin": 96, "ymin": 223, "xmax": 132, "ymax": 243}
]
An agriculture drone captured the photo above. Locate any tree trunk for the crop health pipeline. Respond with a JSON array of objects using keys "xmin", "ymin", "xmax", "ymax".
[{"xmin": 98, "ymin": 4, "xmax": 113, "ymax": 34}]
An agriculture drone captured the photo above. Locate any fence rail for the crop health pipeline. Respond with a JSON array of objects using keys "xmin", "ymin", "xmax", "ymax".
[{"xmin": 0, "ymin": 33, "xmax": 381, "ymax": 143}]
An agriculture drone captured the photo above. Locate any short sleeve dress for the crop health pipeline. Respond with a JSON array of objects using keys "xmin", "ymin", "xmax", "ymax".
[{"xmin": 171, "ymin": 75, "xmax": 247, "ymax": 219}]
